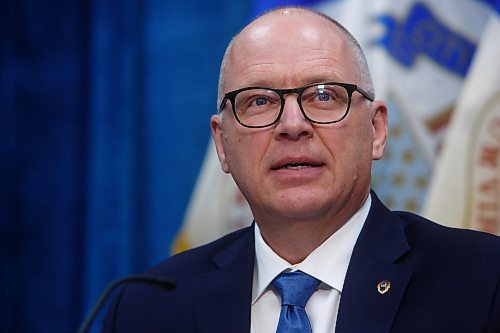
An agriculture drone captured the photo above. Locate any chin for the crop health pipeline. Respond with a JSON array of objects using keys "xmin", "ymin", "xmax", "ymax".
[{"xmin": 272, "ymin": 195, "xmax": 332, "ymax": 219}]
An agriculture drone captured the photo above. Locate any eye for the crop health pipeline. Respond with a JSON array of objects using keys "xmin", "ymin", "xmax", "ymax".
[
  {"xmin": 253, "ymin": 97, "xmax": 269, "ymax": 106},
  {"xmin": 302, "ymin": 84, "xmax": 344, "ymax": 105},
  {"xmin": 235, "ymin": 89, "xmax": 279, "ymax": 114},
  {"xmin": 317, "ymin": 91, "xmax": 331, "ymax": 102}
]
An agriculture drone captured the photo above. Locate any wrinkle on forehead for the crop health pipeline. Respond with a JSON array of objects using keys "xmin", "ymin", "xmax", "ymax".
[
  {"xmin": 298, "ymin": 63, "xmax": 346, "ymax": 84},
  {"xmin": 228, "ymin": 64, "xmax": 347, "ymax": 90},
  {"xmin": 228, "ymin": 42, "xmax": 351, "ymax": 89},
  {"xmin": 222, "ymin": 10, "xmax": 363, "ymax": 93}
]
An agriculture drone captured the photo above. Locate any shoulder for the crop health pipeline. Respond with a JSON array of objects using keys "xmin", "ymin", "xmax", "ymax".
[
  {"xmin": 145, "ymin": 225, "xmax": 254, "ymax": 279},
  {"xmin": 102, "ymin": 226, "xmax": 254, "ymax": 332},
  {"xmin": 396, "ymin": 210, "xmax": 500, "ymax": 250},
  {"xmin": 394, "ymin": 210, "xmax": 500, "ymax": 269},
  {"xmin": 367, "ymin": 193, "xmax": 500, "ymax": 265},
  {"xmin": 361, "ymin": 194, "xmax": 500, "ymax": 332}
]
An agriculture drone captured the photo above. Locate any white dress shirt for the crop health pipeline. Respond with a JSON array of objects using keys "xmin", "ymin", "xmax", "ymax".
[{"xmin": 250, "ymin": 195, "xmax": 371, "ymax": 333}]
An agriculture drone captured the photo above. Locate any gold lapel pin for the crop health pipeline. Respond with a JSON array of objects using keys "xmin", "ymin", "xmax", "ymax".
[{"xmin": 377, "ymin": 280, "xmax": 391, "ymax": 295}]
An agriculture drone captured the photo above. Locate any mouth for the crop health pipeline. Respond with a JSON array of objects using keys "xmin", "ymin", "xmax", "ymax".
[{"xmin": 271, "ymin": 160, "xmax": 324, "ymax": 171}]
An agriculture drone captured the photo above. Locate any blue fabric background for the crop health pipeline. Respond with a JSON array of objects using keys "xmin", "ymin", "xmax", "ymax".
[{"xmin": 1, "ymin": 0, "xmax": 250, "ymax": 331}]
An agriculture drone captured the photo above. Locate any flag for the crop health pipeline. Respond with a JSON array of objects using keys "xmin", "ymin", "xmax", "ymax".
[
  {"xmin": 316, "ymin": 0, "xmax": 493, "ymax": 214},
  {"xmin": 172, "ymin": 141, "xmax": 252, "ymax": 253},
  {"xmin": 173, "ymin": 0, "xmax": 497, "ymax": 252},
  {"xmin": 366, "ymin": 0, "xmax": 493, "ymax": 213},
  {"xmin": 424, "ymin": 11, "xmax": 500, "ymax": 235}
]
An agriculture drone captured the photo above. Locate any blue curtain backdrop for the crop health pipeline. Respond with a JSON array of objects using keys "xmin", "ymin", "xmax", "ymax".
[{"xmin": 1, "ymin": 0, "xmax": 249, "ymax": 332}]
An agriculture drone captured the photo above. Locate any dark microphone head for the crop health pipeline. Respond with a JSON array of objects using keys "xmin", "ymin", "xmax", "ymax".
[{"xmin": 77, "ymin": 274, "xmax": 175, "ymax": 333}]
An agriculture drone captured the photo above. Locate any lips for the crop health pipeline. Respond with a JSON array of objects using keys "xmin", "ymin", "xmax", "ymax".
[{"xmin": 271, "ymin": 157, "xmax": 324, "ymax": 170}]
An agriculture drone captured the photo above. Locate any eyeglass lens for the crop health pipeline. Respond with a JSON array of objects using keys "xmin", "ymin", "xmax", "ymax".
[{"xmin": 233, "ymin": 84, "xmax": 350, "ymax": 127}]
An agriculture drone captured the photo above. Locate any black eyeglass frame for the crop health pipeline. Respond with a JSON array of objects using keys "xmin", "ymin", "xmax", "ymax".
[{"xmin": 218, "ymin": 81, "xmax": 374, "ymax": 128}]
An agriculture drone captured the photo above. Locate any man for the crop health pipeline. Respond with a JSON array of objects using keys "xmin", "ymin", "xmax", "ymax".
[{"xmin": 103, "ymin": 7, "xmax": 500, "ymax": 332}]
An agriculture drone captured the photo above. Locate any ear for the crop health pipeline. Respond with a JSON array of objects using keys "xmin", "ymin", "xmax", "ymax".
[
  {"xmin": 210, "ymin": 114, "xmax": 230, "ymax": 173},
  {"xmin": 370, "ymin": 100, "xmax": 388, "ymax": 160}
]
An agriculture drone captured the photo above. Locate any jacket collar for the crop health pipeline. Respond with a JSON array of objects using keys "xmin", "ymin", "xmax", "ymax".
[
  {"xmin": 193, "ymin": 224, "xmax": 255, "ymax": 332},
  {"xmin": 335, "ymin": 191, "xmax": 414, "ymax": 333}
]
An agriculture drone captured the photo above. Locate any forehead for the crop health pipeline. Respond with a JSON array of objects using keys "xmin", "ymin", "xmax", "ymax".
[{"xmin": 225, "ymin": 12, "xmax": 356, "ymax": 90}]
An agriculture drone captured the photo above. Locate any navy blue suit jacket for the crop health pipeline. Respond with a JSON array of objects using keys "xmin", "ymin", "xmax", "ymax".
[{"xmin": 103, "ymin": 193, "xmax": 500, "ymax": 332}]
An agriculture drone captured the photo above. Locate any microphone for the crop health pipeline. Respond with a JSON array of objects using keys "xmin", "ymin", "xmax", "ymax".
[{"xmin": 77, "ymin": 275, "xmax": 175, "ymax": 333}]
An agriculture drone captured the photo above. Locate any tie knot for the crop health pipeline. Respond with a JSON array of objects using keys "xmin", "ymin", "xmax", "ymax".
[{"xmin": 271, "ymin": 271, "xmax": 321, "ymax": 308}]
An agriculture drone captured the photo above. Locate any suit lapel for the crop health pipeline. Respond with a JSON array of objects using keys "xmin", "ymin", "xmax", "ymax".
[
  {"xmin": 193, "ymin": 225, "xmax": 255, "ymax": 333},
  {"xmin": 336, "ymin": 193, "xmax": 414, "ymax": 333}
]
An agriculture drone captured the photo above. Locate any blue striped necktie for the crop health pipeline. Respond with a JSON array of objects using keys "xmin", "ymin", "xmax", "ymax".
[{"xmin": 271, "ymin": 271, "xmax": 321, "ymax": 333}]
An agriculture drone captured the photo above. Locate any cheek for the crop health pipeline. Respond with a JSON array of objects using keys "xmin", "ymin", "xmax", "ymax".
[
  {"xmin": 221, "ymin": 134, "xmax": 270, "ymax": 203},
  {"xmin": 321, "ymin": 122, "xmax": 372, "ymax": 167},
  {"xmin": 222, "ymin": 130, "xmax": 266, "ymax": 173}
]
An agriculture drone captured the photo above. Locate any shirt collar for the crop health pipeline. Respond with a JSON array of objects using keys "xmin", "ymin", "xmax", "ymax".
[{"xmin": 252, "ymin": 194, "xmax": 371, "ymax": 304}]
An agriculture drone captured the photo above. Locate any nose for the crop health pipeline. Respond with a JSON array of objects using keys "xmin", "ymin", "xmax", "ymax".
[{"xmin": 275, "ymin": 95, "xmax": 313, "ymax": 141}]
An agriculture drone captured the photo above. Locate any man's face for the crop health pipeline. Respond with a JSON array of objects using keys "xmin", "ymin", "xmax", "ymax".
[{"xmin": 211, "ymin": 13, "xmax": 387, "ymax": 226}]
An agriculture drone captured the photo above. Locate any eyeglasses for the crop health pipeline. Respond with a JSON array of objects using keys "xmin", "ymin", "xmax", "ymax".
[{"xmin": 218, "ymin": 82, "xmax": 374, "ymax": 128}]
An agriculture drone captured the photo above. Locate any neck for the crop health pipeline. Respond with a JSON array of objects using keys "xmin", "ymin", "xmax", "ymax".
[
  {"xmin": 254, "ymin": 192, "xmax": 369, "ymax": 264},
  {"xmin": 260, "ymin": 221, "xmax": 342, "ymax": 264}
]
